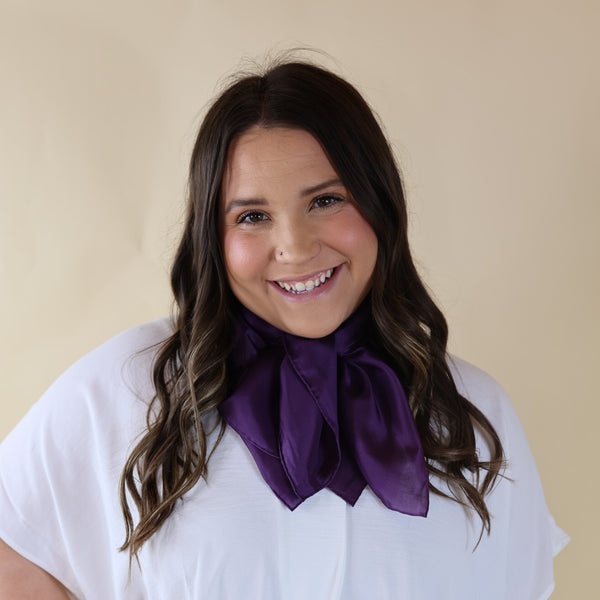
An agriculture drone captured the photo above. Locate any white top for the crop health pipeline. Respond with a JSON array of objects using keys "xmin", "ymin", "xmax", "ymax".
[{"xmin": 0, "ymin": 319, "xmax": 569, "ymax": 600}]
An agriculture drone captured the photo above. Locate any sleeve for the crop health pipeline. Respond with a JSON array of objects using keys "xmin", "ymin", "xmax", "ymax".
[
  {"xmin": 500, "ymin": 394, "xmax": 570, "ymax": 599},
  {"xmin": 0, "ymin": 371, "xmax": 99, "ymax": 599},
  {"xmin": 448, "ymin": 356, "xmax": 569, "ymax": 600},
  {"xmin": 0, "ymin": 319, "xmax": 170, "ymax": 600}
]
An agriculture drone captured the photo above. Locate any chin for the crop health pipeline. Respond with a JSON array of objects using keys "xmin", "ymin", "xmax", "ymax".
[{"xmin": 278, "ymin": 314, "xmax": 347, "ymax": 339}]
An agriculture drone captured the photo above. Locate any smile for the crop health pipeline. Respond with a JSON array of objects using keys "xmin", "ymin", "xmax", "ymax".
[{"xmin": 274, "ymin": 268, "xmax": 336, "ymax": 294}]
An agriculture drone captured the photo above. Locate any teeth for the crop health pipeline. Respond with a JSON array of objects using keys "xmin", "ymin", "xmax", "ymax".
[{"xmin": 276, "ymin": 268, "xmax": 334, "ymax": 294}]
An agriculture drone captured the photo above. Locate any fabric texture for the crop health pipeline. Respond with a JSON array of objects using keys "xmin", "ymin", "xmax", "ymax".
[
  {"xmin": 0, "ymin": 318, "xmax": 569, "ymax": 600},
  {"xmin": 219, "ymin": 304, "xmax": 428, "ymax": 515}
]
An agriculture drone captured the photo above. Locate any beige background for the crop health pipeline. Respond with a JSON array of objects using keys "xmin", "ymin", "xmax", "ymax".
[{"xmin": 1, "ymin": 0, "xmax": 597, "ymax": 596}]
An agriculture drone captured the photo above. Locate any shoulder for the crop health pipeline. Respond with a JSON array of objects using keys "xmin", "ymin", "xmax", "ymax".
[
  {"xmin": 44, "ymin": 317, "xmax": 173, "ymax": 403},
  {"xmin": 445, "ymin": 354, "xmax": 533, "ymax": 475},
  {"xmin": 446, "ymin": 354, "xmax": 519, "ymax": 434},
  {"xmin": 61, "ymin": 317, "xmax": 174, "ymax": 383},
  {"xmin": 446, "ymin": 354, "xmax": 507, "ymax": 405},
  {"xmin": 1, "ymin": 317, "xmax": 174, "ymax": 460}
]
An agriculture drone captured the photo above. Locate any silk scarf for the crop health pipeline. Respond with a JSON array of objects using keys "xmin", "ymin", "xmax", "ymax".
[{"xmin": 218, "ymin": 303, "xmax": 429, "ymax": 516}]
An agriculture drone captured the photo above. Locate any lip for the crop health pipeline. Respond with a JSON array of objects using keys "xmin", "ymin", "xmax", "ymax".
[
  {"xmin": 272, "ymin": 267, "xmax": 337, "ymax": 285},
  {"xmin": 268, "ymin": 265, "xmax": 342, "ymax": 301}
]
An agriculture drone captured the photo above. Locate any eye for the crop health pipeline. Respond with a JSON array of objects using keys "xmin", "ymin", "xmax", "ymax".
[
  {"xmin": 312, "ymin": 194, "xmax": 344, "ymax": 209},
  {"xmin": 236, "ymin": 210, "xmax": 269, "ymax": 225}
]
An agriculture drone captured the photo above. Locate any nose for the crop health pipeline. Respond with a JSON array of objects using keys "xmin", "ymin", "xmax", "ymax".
[{"xmin": 274, "ymin": 220, "xmax": 320, "ymax": 264}]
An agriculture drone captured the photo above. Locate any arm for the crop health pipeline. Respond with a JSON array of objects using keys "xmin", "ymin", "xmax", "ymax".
[{"xmin": 0, "ymin": 538, "xmax": 72, "ymax": 600}]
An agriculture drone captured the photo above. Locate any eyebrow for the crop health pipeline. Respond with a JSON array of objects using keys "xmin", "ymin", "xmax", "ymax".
[
  {"xmin": 223, "ymin": 198, "xmax": 268, "ymax": 215},
  {"xmin": 301, "ymin": 178, "xmax": 344, "ymax": 196},
  {"xmin": 224, "ymin": 178, "xmax": 345, "ymax": 215}
]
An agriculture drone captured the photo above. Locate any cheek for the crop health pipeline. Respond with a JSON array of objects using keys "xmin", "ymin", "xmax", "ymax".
[
  {"xmin": 334, "ymin": 211, "xmax": 378, "ymax": 266},
  {"xmin": 223, "ymin": 232, "xmax": 268, "ymax": 281}
]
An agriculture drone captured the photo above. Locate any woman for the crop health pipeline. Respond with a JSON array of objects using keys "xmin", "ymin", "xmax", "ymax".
[{"xmin": 0, "ymin": 60, "xmax": 567, "ymax": 599}]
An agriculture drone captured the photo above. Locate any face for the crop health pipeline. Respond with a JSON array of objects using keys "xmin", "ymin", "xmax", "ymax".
[{"xmin": 220, "ymin": 126, "xmax": 378, "ymax": 338}]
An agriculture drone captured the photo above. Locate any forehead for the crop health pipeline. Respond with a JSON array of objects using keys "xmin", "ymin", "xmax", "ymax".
[{"xmin": 222, "ymin": 126, "xmax": 338, "ymax": 196}]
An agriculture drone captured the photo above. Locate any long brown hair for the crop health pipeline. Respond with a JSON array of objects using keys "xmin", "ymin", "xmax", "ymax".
[{"xmin": 120, "ymin": 59, "xmax": 504, "ymax": 560}]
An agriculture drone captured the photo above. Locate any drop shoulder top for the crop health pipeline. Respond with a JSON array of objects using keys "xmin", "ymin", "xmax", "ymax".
[{"xmin": 0, "ymin": 318, "xmax": 569, "ymax": 600}]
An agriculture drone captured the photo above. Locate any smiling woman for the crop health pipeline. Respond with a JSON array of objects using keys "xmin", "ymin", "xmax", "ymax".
[{"xmin": 0, "ymin": 59, "xmax": 567, "ymax": 599}]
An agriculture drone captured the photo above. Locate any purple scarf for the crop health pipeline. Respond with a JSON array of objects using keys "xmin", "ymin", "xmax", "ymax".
[{"xmin": 218, "ymin": 304, "xmax": 429, "ymax": 517}]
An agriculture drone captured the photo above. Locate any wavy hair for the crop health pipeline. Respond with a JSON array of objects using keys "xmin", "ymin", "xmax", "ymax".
[{"xmin": 119, "ymin": 60, "xmax": 504, "ymax": 560}]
